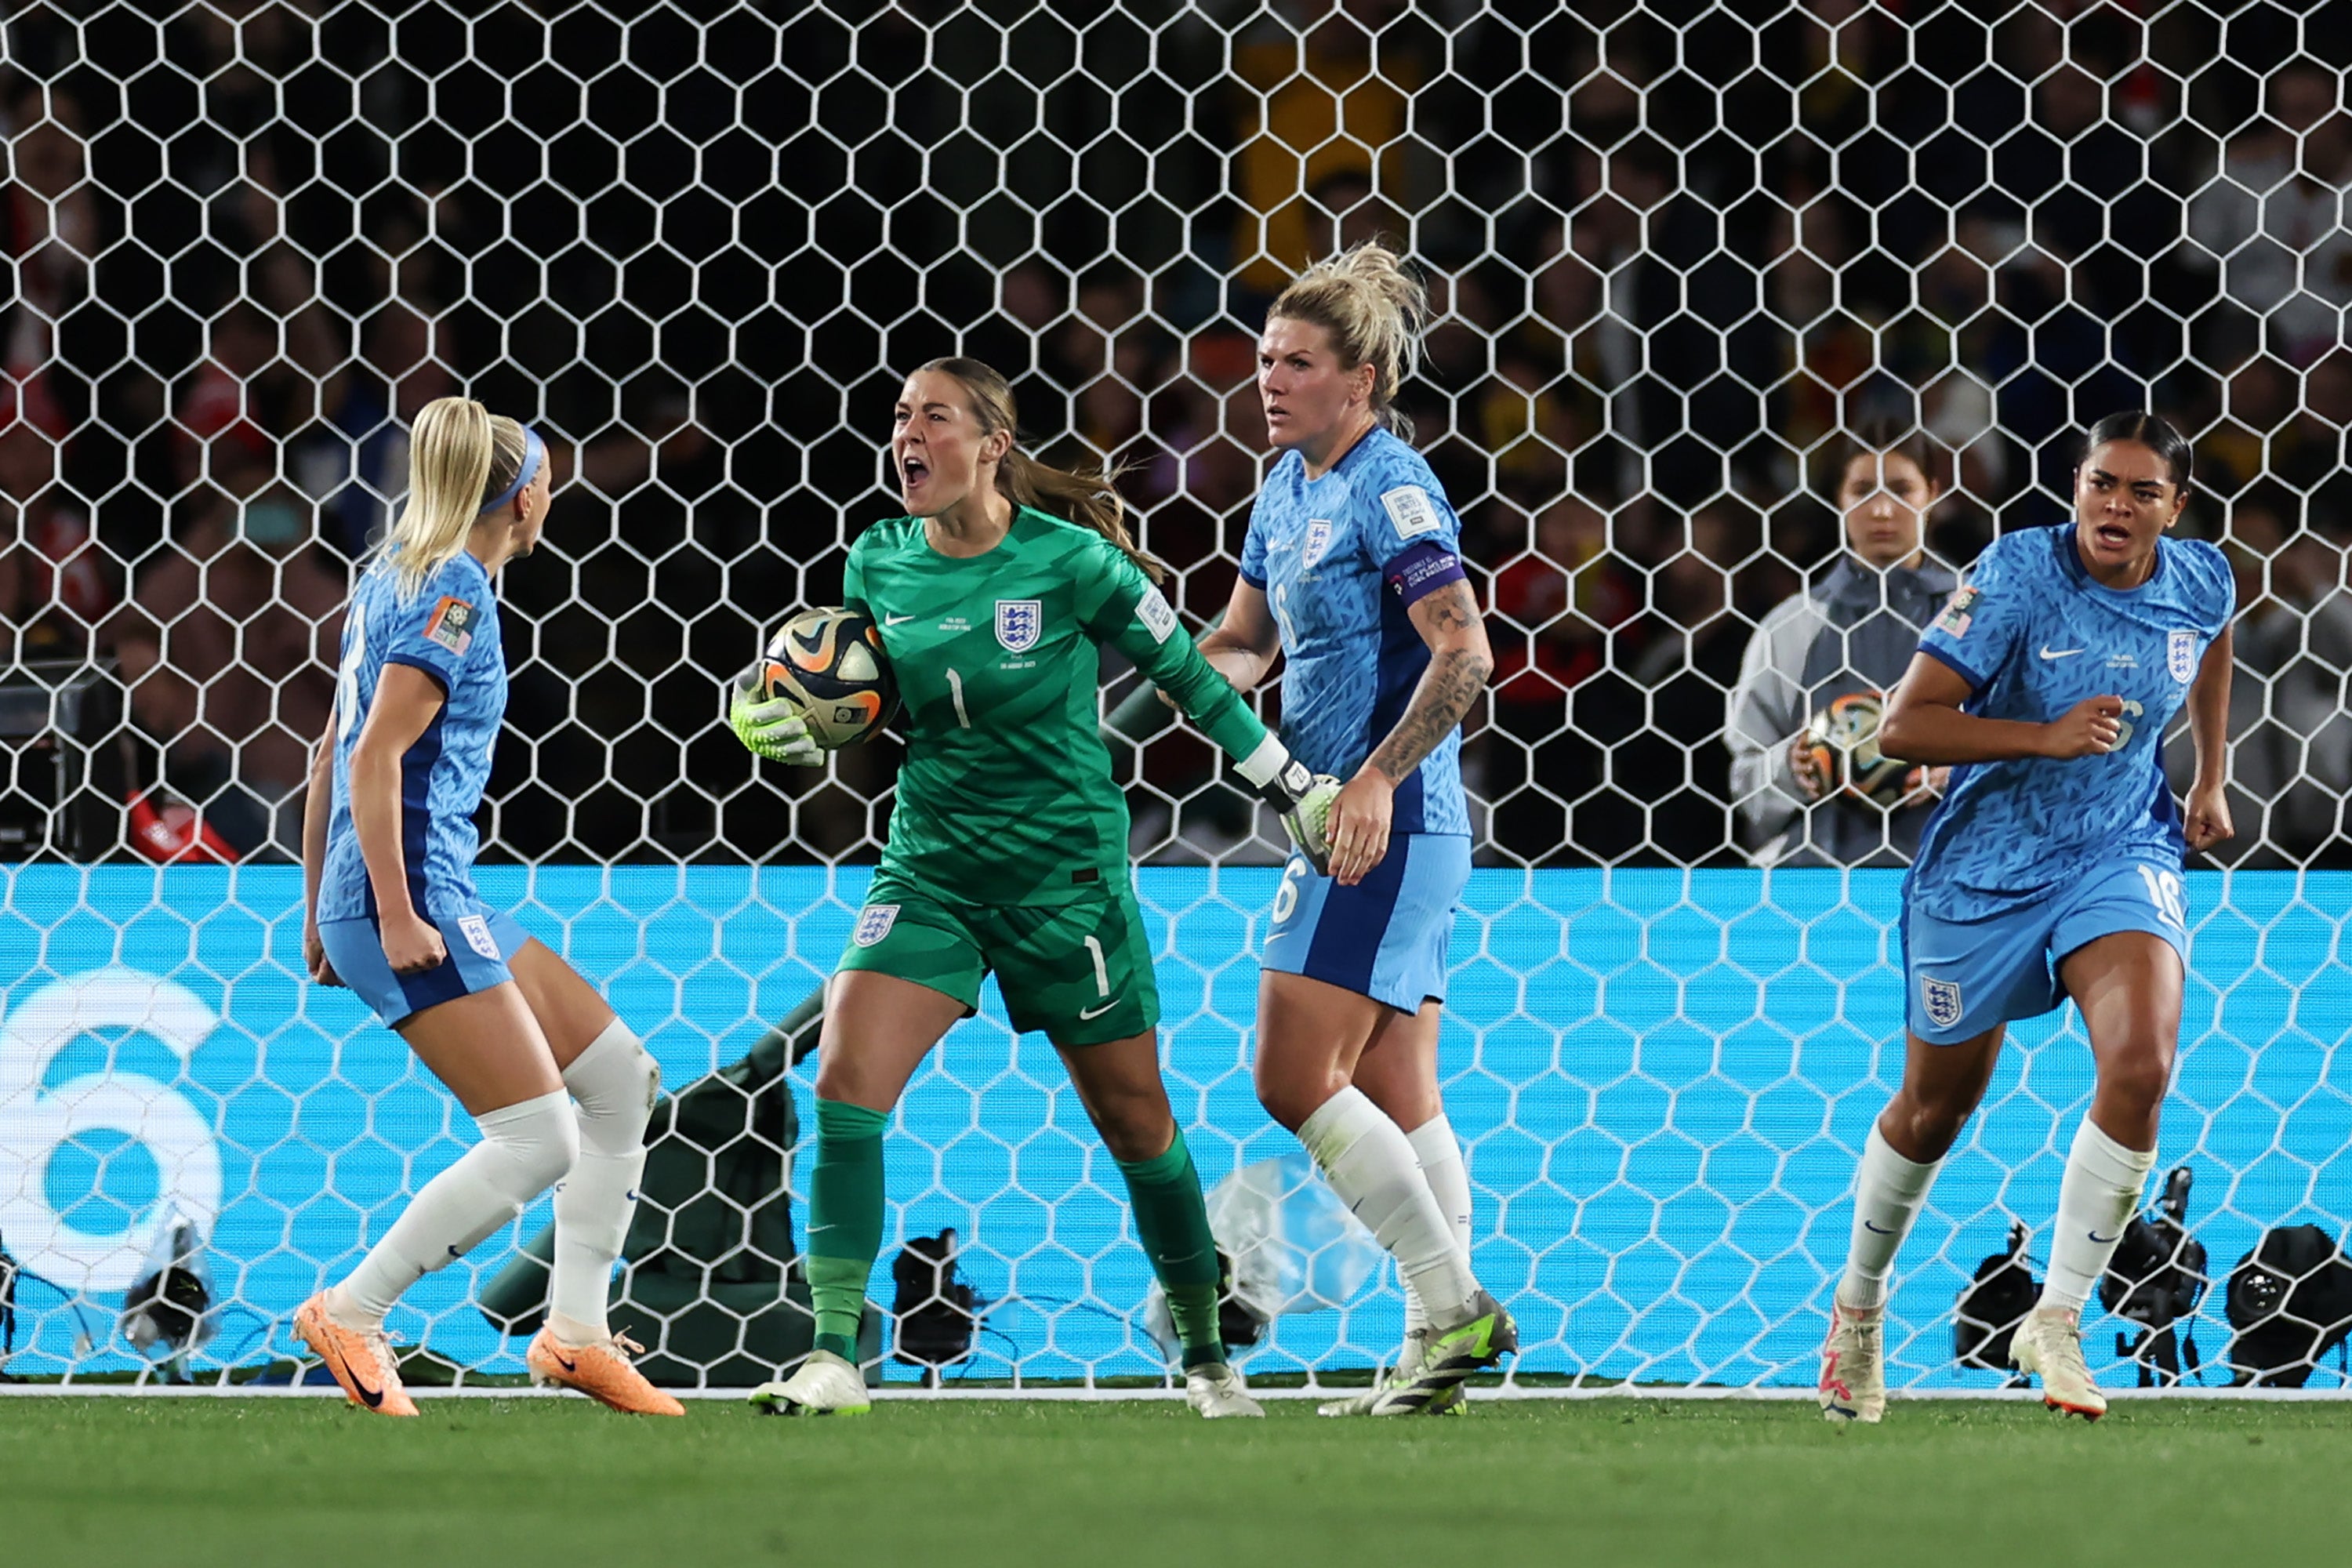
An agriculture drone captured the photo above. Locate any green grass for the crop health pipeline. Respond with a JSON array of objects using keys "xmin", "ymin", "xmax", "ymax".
[{"xmin": 5, "ymin": 1394, "xmax": 2349, "ymax": 1567}]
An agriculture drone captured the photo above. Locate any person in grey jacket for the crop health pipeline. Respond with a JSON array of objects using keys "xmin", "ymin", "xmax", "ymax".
[{"xmin": 1729, "ymin": 426, "xmax": 1957, "ymax": 866}]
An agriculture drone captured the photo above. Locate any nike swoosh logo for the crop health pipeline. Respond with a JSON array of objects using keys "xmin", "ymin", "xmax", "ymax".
[
  {"xmin": 1079, "ymin": 999, "xmax": 1119, "ymax": 1019},
  {"xmin": 555, "ymin": 1352, "xmax": 579, "ymax": 1373},
  {"xmin": 885, "ymin": 613, "xmax": 914, "ymax": 625},
  {"xmin": 325, "ymin": 1339, "xmax": 385, "ymax": 1408},
  {"xmin": 2089, "ymin": 1229, "xmax": 2118, "ymax": 1244},
  {"xmin": 2039, "ymin": 645, "xmax": 2085, "ymax": 660},
  {"xmin": 1862, "ymin": 1220, "xmax": 1896, "ymax": 1235}
]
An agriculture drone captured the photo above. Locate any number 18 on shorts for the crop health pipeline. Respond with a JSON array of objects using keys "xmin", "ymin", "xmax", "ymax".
[{"xmin": 1904, "ymin": 858, "xmax": 2189, "ymax": 1045}]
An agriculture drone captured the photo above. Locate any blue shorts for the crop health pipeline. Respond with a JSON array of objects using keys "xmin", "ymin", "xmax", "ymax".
[
  {"xmin": 1261, "ymin": 833, "xmax": 1471, "ymax": 1012},
  {"xmin": 319, "ymin": 907, "xmax": 531, "ymax": 1028},
  {"xmin": 1903, "ymin": 858, "xmax": 2190, "ymax": 1044}
]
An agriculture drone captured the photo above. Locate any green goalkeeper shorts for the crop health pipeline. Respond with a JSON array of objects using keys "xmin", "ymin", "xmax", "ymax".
[{"xmin": 835, "ymin": 869, "xmax": 1158, "ymax": 1047}]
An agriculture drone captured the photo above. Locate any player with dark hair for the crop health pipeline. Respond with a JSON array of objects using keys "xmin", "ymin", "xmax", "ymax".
[
  {"xmin": 1193, "ymin": 242, "xmax": 1513, "ymax": 1417},
  {"xmin": 731, "ymin": 357, "xmax": 1335, "ymax": 1418},
  {"xmin": 1729, "ymin": 422, "xmax": 1959, "ymax": 866},
  {"xmin": 1818, "ymin": 411, "xmax": 2234, "ymax": 1421},
  {"xmin": 299, "ymin": 396, "xmax": 679, "ymax": 1418}
]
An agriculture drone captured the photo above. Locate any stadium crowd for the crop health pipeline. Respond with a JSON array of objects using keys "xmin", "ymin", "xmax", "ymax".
[{"xmin": 2, "ymin": 2, "xmax": 2348, "ymax": 870}]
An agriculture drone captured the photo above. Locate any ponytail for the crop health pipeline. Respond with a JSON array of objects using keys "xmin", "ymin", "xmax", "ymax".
[
  {"xmin": 378, "ymin": 395, "xmax": 530, "ymax": 599},
  {"xmin": 915, "ymin": 356, "xmax": 1167, "ymax": 584},
  {"xmin": 1269, "ymin": 240, "xmax": 1429, "ymax": 440}
]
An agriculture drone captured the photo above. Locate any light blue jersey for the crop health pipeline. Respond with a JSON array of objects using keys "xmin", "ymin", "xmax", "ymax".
[
  {"xmin": 1239, "ymin": 426, "xmax": 1470, "ymax": 836},
  {"xmin": 318, "ymin": 552, "xmax": 506, "ymax": 924},
  {"xmin": 1907, "ymin": 524, "xmax": 2233, "ymax": 922}
]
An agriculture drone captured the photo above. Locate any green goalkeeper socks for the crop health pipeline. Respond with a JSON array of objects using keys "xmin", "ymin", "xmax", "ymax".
[
  {"xmin": 807, "ymin": 1098, "xmax": 889, "ymax": 1360},
  {"xmin": 1117, "ymin": 1130, "xmax": 1226, "ymax": 1370}
]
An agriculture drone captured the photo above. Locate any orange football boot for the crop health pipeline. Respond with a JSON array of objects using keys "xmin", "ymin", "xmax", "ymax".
[
  {"xmin": 294, "ymin": 1293, "xmax": 419, "ymax": 1417},
  {"xmin": 528, "ymin": 1326, "xmax": 685, "ymax": 1415}
]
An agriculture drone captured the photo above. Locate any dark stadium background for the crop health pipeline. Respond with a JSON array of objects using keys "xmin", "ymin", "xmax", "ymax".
[{"xmin": 5, "ymin": 0, "xmax": 2349, "ymax": 870}]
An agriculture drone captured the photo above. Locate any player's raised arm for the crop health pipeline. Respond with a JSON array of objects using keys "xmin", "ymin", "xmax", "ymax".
[
  {"xmin": 2183, "ymin": 622, "xmax": 2235, "ymax": 851},
  {"xmin": 1074, "ymin": 538, "xmax": 1336, "ymax": 866},
  {"xmin": 1192, "ymin": 573, "xmax": 1281, "ymax": 696},
  {"xmin": 1878, "ymin": 649, "xmax": 2124, "ymax": 764}
]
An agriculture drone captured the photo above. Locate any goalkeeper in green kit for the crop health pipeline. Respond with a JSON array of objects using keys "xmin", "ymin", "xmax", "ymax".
[{"xmin": 731, "ymin": 357, "xmax": 1336, "ymax": 1417}]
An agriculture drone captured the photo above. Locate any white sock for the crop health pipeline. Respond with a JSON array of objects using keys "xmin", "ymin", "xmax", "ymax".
[
  {"xmin": 1401, "ymin": 1113, "xmax": 1473, "ymax": 1339},
  {"xmin": 550, "ymin": 1019, "xmax": 660, "ymax": 1345},
  {"xmin": 1298, "ymin": 1087, "xmax": 1479, "ymax": 1328},
  {"xmin": 2038, "ymin": 1116, "xmax": 2156, "ymax": 1314},
  {"xmin": 333, "ymin": 1089, "xmax": 579, "ymax": 1327},
  {"xmin": 1838, "ymin": 1123, "xmax": 1942, "ymax": 1312}
]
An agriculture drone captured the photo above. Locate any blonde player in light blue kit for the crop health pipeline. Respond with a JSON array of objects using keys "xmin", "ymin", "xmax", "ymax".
[
  {"xmin": 297, "ymin": 396, "xmax": 678, "ymax": 1419},
  {"xmin": 1818, "ymin": 412, "xmax": 2234, "ymax": 1423},
  {"xmin": 1195, "ymin": 242, "xmax": 1513, "ymax": 1416}
]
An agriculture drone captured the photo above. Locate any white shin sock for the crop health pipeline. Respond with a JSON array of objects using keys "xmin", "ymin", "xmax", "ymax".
[
  {"xmin": 2038, "ymin": 1117, "xmax": 2156, "ymax": 1314},
  {"xmin": 1401, "ymin": 1112, "xmax": 1474, "ymax": 1339},
  {"xmin": 1838, "ymin": 1123, "xmax": 1942, "ymax": 1312},
  {"xmin": 550, "ymin": 1019, "xmax": 660, "ymax": 1345},
  {"xmin": 335, "ymin": 1089, "xmax": 579, "ymax": 1326},
  {"xmin": 1299, "ymin": 1087, "xmax": 1479, "ymax": 1329}
]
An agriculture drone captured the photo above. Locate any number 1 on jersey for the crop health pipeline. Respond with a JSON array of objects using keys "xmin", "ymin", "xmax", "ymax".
[{"xmin": 945, "ymin": 667, "xmax": 971, "ymax": 729}]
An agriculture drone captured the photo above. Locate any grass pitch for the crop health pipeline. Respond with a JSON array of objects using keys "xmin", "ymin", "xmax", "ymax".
[{"xmin": 5, "ymin": 1393, "xmax": 2347, "ymax": 1568}]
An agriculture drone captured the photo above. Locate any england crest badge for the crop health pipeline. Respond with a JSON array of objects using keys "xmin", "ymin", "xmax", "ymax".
[
  {"xmin": 2169, "ymin": 630, "xmax": 2197, "ymax": 684},
  {"xmin": 1921, "ymin": 976, "xmax": 1964, "ymax": 1031},
  {"xmin": 1302, "ymin": 519, "xmax": 1334, "ymax": 569},
  {"xmin": 853, "ymin": 904, "xmax": 899, "ymax": 947},
  {"xmin": 995, "ymin": 599, "xmax": 1042, "ymax": 653}
]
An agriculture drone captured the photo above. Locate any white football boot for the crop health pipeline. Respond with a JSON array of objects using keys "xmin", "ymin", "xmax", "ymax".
[
  {"xmin": 1317, "ymin": 1330, "xmax": 1464, "ymax": 1417},
  {"xmin": 747, "ymin": 1348, "xmax": 872, "ymax": 1417},
  {"xmin": 2010, "ymin": 1305, "xmax": 2106, "ymax": 1420},
  {"xmin": 1184, "ymin": 1361, "xmax": 1265, "ymax": 1419},
  {"xmin": 1817, "ymin": 1298, "xmax": 1886, "ymax": 1424}
]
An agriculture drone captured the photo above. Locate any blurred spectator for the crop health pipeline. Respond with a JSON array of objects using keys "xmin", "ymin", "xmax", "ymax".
[
  {"xmin": 2186, "ymin": 63, "xmax": 2352, "ymax": 364},
  {"xmin": 295, "ymin": 302, "xmax": 455, "ymax": 557},
  {"xmin": 1727, "ymin": 426, "xmax": 1957, "ymax": 868},
  {"xmin": 3, "ymin": 85, "xmax": 93, "ymax": 445},
  {"xmin": 2218, "ymin": 503, "xmax": 2352, "ymax": 862},
  {"xmin": 1229, "ymin": 0, "xmax": 1419, "ymax": 295},
  {"xmin": 1626, "ymin": 505, "xmax": 1754, "ymax": 864},
  {"xmin": 1483, "ymin": 496, "xmax": 1640, "ymax": 864},
  {"xmin": 109, "ymin": 452, "xmax": 343, "ymax": 858},
  {"xmin": 0, "ymin": 415, "xmax": 110, "ymax": 665},
  {"xmin": 175, "ymin": 304, "xmax": 281, "ymax": 495}
]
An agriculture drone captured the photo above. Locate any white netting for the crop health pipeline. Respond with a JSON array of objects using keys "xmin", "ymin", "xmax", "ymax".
[{"xmin": 2, "ymin": 2, "xmax": 2350, "ymax": 1391}]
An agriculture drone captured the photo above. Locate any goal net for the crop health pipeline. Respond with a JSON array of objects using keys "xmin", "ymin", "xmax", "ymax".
[{"xmin": 3, "ymin": 1, "xmax": 2350, "ymax": 1392}]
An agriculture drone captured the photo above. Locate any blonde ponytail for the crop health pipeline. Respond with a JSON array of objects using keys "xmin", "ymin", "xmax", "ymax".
[
  {"xmin": 1269, "ymin": 240, "xmax": 1429, "ymax": 439},
  {"xmin": 916, "ymin": 356, "xmax": 1167, "ymax": 584},
  {"xmin": 379, "ymin": 395, "xmax": 529, "ymax": 598}
]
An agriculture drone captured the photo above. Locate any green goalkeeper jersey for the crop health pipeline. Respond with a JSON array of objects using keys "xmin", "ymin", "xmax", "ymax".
[{"xmin": 844, "ymin": 505, "xmax": 1270, "ymax": 906}]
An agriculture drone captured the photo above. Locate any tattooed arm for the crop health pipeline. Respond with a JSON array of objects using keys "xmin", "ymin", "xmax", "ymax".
[{"xmin": 1324, "ymin": 579, "xmax": 1494, "ymax": 885}]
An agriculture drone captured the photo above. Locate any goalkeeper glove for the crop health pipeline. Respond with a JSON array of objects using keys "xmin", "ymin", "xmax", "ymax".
[
  {"xmin": 1247, "ymin": 753, "xmax": 1342, "ymax": 877},
  {"xmin": 730, "ymin": 690, "xmax": 823, "ymax": 765}
]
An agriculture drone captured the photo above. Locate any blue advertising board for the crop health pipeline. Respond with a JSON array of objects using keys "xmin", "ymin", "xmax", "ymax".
[{"xmin": 2, "ymin": 866, "xmax": 2346, "ymax": 1387}]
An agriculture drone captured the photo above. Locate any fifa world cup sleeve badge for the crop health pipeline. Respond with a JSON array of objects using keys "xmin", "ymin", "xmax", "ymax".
[
  {"xmin": 1933, "ymin": 587, "xmax": 1979, "ymax": 639},
  {"xmin": 426, "ymin": 597, "xmax": 477, "ymax": 655}
]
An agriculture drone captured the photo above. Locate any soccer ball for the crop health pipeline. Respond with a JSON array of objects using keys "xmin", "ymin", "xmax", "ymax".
[
  {"xmin": 1800, "ymin": 690, "xmax": 1909, "ymax": 804},
  {"xmin": 740, "ymin": 608, "xmax": 898, "ymax": 749}
]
